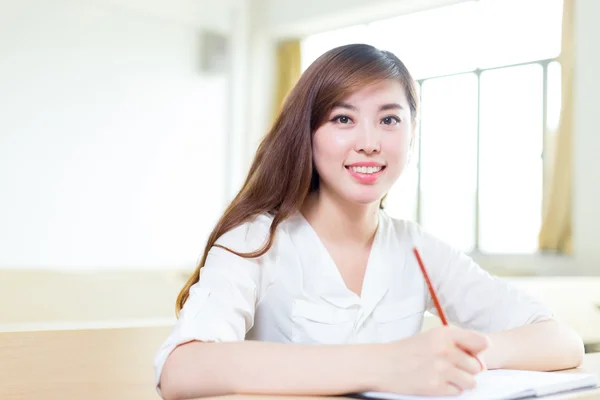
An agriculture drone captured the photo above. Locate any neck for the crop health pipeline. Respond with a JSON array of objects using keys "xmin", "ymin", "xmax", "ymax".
[{"xmin": 300, "ymin": 189, "xmax": 380, "ymax": 245}]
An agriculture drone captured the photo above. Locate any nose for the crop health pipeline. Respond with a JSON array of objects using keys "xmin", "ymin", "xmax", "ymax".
[{"xmin": 355, "ymin": 123, "xmax": 381, "ymax": 154}]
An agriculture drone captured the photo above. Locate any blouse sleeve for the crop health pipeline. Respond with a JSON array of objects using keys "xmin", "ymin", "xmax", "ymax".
[
  {"xmin": 153, "ymin": 216, "xmax": 271, "ymax": 390},
  {"xmin": 415, "ymin": 227, "xmax": 553, "ymax": 333}
]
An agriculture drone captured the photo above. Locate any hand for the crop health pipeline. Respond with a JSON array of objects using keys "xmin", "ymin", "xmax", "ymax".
[{"xmin": 369, "ymin": 326, "xmax": 490, "ymax": 396}]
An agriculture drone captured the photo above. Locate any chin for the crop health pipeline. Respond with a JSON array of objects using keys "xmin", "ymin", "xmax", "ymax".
[
  {"xmin": 321, "ymin": 180, "xmax": 388, "ymax": 206},
  {"xmin": 343, "ymin": 191, "xmax": 385, "ymax": 206}
]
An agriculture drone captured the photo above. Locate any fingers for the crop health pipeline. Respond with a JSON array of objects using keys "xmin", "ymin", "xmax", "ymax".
[
  {"xmin": 446, "ymin": 383, "xmax": 463, "ymax": 396},
  {"xmin": 448, "ymin": 347, "xmax": 483, "ymax": 375},
  {"xmin": 449, "ymin": 328, "xmax": 490, "ymax": 355},
  {"xmin": 457, "ymin": 348, "xmax": 486, "ymax": 372},
  {"xmin": 430, "ymin": 360, "xmax": 477, "ymax": 396},
  {"xmin": 448, "ymin": 368, "xmax": 477, "ymax": 392},
  {"xmin": 445, "ymin": 366, "xmax": 477, "ymax": 392}
]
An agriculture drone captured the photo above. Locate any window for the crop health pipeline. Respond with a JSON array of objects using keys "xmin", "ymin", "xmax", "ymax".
[{"xmin": 301, "ymin": 0, "xmax": 564, "ymax": 254}]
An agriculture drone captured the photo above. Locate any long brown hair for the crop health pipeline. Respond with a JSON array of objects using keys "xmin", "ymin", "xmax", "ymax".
[{"xmin": 176, "ymin": 43, "xmax": 419, "ymax": 314}]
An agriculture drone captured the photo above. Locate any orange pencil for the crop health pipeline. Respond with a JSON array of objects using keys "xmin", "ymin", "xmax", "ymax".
[
  {"xmin": 413, "ymin": 246, "xmax": 485, "ymax": 370},
  {"xmin": 412, "ymin": 246, "xmax": 448, "ymax": 326}
]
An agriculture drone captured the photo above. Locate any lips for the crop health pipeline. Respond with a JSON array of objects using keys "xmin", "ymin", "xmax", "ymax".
[{"xmin": 345, "ymin": 163, "xmax": 386, "ymax": 183}]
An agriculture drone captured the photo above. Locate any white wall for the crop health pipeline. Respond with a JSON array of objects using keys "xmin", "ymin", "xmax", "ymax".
[
  {"xmin": 0, "ymin": 0, "xmax": 234, "ymax": 269},
  {"xmin": 99, "ymin": 0, "xmax": 235, "ymax": 32},
  {"xmin": 573, "ymin": 0, "xmax": 600, "ymax": 269}
]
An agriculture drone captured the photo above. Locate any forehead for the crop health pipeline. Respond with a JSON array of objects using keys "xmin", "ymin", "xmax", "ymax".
[{"xmin": 340, "ymin": 80, "xmax": 408, "ymax": 107}]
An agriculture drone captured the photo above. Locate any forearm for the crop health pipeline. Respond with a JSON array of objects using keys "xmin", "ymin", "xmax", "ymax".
[
  {"xmin": 159, "ymin": 340, "xmax": 376, "ymax": 400},
  {"xmin": 482, "ymin": 319, "xmax": 585, "ymax": 371}
]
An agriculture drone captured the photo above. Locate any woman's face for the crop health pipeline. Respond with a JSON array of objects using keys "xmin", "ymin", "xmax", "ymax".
[{"xmin": 312, "ymin": 80, "xmax": 414, "ymax": 206}]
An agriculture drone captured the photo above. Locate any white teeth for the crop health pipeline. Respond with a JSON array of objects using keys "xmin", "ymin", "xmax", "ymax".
[{"xmin": 350, "ymin": 166, "xmax": 382, "ymax": 174}]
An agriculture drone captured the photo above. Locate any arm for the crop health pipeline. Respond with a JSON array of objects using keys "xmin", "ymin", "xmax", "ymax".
[
  {"xmin": 159, "ymin": 340, "xmax": 374, "ymax": 400},
  {"xmin": 482, "ymin": 319, "xmax": 584, "ymax": 371},
  {"xmin": 417, "ymin": 229, "xmax": 584, "ymax": 372},
  {"xmin": 159, "ymin": 326, "xmax": 490, "ymax": 400},
  {"xmin": 154, "ymin": 220, "xmax": 269, "ymax": 398}
]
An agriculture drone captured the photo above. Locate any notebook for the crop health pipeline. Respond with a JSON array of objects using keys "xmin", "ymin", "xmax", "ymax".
[{"xmin": 358, "ymin": 369, "xmax": 599, "ymax": 400}]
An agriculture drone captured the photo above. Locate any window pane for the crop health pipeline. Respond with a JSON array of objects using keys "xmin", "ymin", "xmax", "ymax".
[
  {"xmin": 369, "ymin": 2, "xmax": 478, "ymax": 79},
  {"xmin": 419, "ymin": 74, "xmax": 478, "ymax": 252},
  {"xmin": 479, "ymin": 64, "xmax": 544, "ymax": 253},
  {"xmin": 477, "ymin": 0, "xmax": 563, "ymax": 68}
]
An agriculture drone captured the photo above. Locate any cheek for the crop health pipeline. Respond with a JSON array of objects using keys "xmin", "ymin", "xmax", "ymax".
[
  {"xmin": 383, "ymin": 130, "xmax": 412, "ymax": 160},
  {"xmin": 313, "ymin": 130, "xmax": 354, "ymax": 162}
]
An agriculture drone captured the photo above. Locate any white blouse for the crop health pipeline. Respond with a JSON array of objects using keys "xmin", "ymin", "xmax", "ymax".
[{"xmin": 154, "ymin": 210, "xmax": 552, "ymax": 387}]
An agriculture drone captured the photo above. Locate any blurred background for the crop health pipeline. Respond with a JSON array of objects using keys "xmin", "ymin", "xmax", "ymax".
[{"xmin": 0, "ymin": 0, "xmax": 599, "ymax": 352}]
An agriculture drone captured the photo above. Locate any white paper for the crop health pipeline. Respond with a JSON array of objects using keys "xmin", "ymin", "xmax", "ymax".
[{"xmin": 360, "ymin": 369, "xmax": 598, "ymax": 400}]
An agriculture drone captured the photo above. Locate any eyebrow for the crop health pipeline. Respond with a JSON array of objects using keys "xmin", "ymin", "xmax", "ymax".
[
  {"xmin": 379, "ymin": 103, "xmax": 404, "ymax": 111},
  {"xmin": 332, "ymin": 102, "xmax": 357, "ymax": 111},
  {"xmin": 332, "ymin": 102, "xmax": 404, "ymax": 112}
]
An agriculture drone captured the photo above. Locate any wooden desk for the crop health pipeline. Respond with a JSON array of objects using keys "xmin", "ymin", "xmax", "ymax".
[
  {"xmin": 202, "ymin": 353, "xmax": 600, "ymax": 400},
  {"xmin": 0, "ymin": 326, "xmax": 173, "ymax": 400},
  {"xmin": 0, "ymin": 325, "xmax": 598, "ymax": 400}
]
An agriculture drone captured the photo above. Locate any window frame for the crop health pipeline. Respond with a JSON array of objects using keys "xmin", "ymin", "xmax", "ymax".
[{"xmin": 411, "ymin": 57, "xmax": 559, "ymax": 255}]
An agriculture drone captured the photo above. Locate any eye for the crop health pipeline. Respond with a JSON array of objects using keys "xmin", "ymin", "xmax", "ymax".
[
  {"xmin": 330, "ymin": 115, "xmax": 353, "ymax": 124},
  {"xmin": 381, "ymin": 116, "xmax": 401, "ymax": 126}
]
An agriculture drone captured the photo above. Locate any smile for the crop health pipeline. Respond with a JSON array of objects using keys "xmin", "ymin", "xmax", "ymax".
[
  {"xmin": 347, "ymin": 165, "xmax": 383, "ymax": 174},
  {"xmin": 344, "ymin": 164, "xmax": 386, "ymax": 183}
]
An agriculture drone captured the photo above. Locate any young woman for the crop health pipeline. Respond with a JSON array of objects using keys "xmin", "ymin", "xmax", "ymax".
[{"xmin": 154, "ymin": 44, "xmax": 584, "ymax": 400}]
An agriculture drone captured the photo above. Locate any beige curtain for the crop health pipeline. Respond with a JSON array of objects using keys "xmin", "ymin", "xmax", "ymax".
[
  {"xmin": 273, "ymin": 39, "xmax": 302, "ymax": 120},
  {"xmin": 538, "ymin": 0, "xmax": 574, "ymax": 253}
]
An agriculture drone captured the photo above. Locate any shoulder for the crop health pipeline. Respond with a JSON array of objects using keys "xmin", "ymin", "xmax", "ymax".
[
  {"xmin": 381, "ymin": 211, "xmax": 452, "ymax": 251},
  {"xmin": 381, "ymin": 211, "xmax": 424, "ymax": 242},
  {"xmin": 381, "ymin": 212, "xmax": 476, "ymax": 283},
  {"xmin": 214, "ymin": 213, "xmax": 275, "ymax": 254}
]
